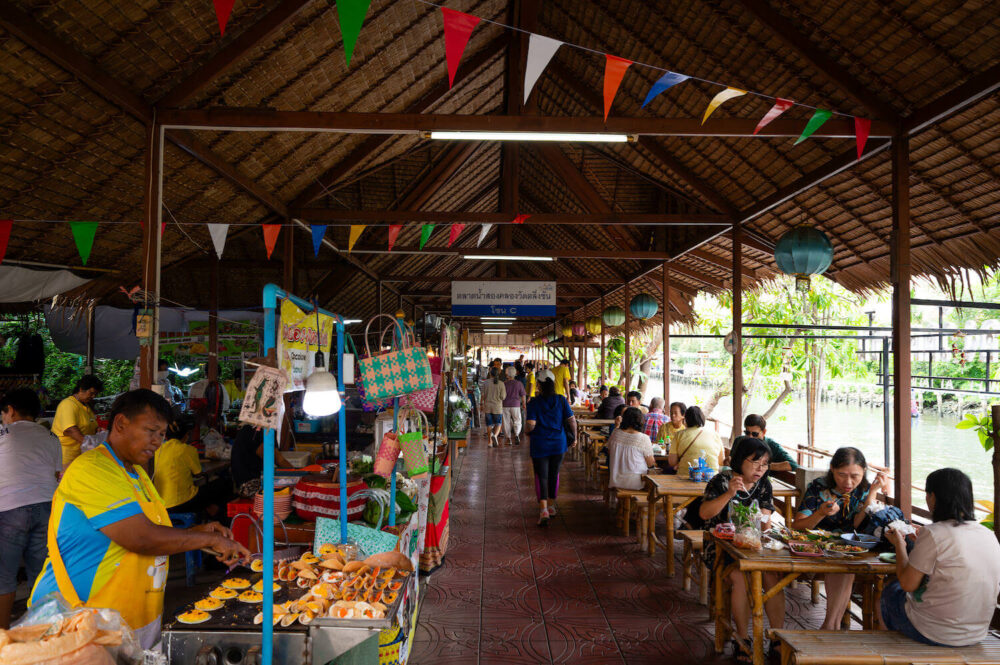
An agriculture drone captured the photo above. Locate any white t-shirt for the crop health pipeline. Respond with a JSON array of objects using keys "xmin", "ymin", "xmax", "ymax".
[
  {"xmin": 906, "ymin": 520, "xmax": 1000, "ymax": 646},
  {"xmin": 0, "ymin": 420, "xmax": 62, "ymax": 511},
  {"xmin": 608, "ymin": 429, "xmax": 654, "ymax": 491}
]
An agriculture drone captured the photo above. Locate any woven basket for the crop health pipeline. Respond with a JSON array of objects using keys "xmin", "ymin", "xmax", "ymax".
[{"xmin": 378, "ymin": 628, "xmax": 405, "ymax": 665}]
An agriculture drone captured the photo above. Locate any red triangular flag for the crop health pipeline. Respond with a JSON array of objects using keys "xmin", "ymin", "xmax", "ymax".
[
  {"xmin": 754, "ymin": 98, "xmax": 794, "ymax": 135},
  {"xmin": 441, "ymin": 8, "xmax": 480, "ymax": 88},
  {"xmin": 603, "ymin": 55, "xmax": 633, "ymax": 121},
  {"xmin": 0, "ymin": 220, "xmax": 11, "ymax": 265},
  {"xmin": 262, "ymin": 224, "xmax": 281, "ymax": 259},
  {"xmin": 448, "ymin": 223, "xmax": 465, "ymax": 247},
  {"xmin": 854, "ymin": 117, "xmax": 871, "ymax": 159},
  {"xmin": 387, "ymin": 224, "xmax": 403, "ymax": 251},
  {"xmin": 512, "ymin": 214, "xmax": 530, "ymax": 224},
  {"xmin": 213, "ymin": 0, "xmax": 236, "ymax": 36}
]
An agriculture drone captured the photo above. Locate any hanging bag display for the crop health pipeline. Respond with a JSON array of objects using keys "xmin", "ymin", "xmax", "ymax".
[
  {"xmin": 374, "ymin": 430, "xmax": 401, "ymax": 479},
  {"xmin": 397, "ymin": 408, "xmax": 430, "ymax": 478},
  {"xmin": 356, "ymin": 314, "xmax": 432, "ymax": 403},
  {"xmin": 400, "ymin": 355, "xmax": 442, "ymax": 413}
]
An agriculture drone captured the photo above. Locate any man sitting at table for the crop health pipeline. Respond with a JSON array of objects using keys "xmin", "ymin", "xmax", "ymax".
[
  {"xmin": 742, "ymin": 414, "xmax": 799, "ymax": 472},
  {"xmin": 596, "ymin": 387, "xmax": 624, "ymax": 420},
  {"xmin": 643, "ymin": 397, "xmax": 670, "ymax": 440}
]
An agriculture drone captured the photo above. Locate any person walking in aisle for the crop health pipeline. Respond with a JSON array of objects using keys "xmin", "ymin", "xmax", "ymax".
[
  {"xmin": 481, "ymin": 366, "xmax": 506, "ymax": 448},
  {"xmin": 526, "ymin": 369, "xmax": 577, "ymax": 526},
  {"xmin": 502, "ymin": 366, "xmax": 526, "ymax": 446}
]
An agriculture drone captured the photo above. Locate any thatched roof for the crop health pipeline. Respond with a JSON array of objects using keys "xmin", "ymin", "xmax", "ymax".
[{"xmin": 1, "ymin": 0, "xmax": 998, "ymax": 338}]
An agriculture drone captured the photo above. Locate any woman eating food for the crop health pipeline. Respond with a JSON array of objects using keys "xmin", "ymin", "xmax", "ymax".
[
  {"xmin": 791, "ymin": 446, "xmax": 888, "ymax": 630},
  {"xmin": 654, "ymin": 400, "xmax": 687, "ymax": 442},
  {"xmin": 881, "ymin": 468, "xmax": 1000, "ymax": 646},
  {"xmin": 699, "ymin": 437, "xmax": 782, "ymax": 663}
]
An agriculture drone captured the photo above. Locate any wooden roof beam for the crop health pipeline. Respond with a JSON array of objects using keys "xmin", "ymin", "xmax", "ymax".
[
  {"xmin": 394, "ymin": 142, "xmax": 481, "ymax": 210},
  {"xmin": 347, "ymin": 246, "xmax": 671, "ymax": 260},
  {"xmin": 732, "ymin": 0, "xmax": 897, "ymax": 120},
  {"xmin": 665, "ymin": 263, "xmax": 726, "ymax": 290},
  {"xmin": 380, "ymin": 275, "xmax": 623, "ymax": 284},
  {"xmin": 290, "ymin": 210, "xmax": 729, "ymax": 225}
]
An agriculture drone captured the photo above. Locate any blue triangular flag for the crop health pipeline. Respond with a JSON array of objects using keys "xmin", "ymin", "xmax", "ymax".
[
  {"xmin": 311, "ymin": 225, "xmax": 326, "ymax": 257},
  {"xmin": 641, "ymin": 71, "xmax": 690, "ymax": 109}
]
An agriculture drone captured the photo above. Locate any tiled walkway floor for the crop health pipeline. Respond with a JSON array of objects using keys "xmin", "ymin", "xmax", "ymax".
[{"xmin": 410, "ymin": 432, "xmax": 833, "ymax": 665}]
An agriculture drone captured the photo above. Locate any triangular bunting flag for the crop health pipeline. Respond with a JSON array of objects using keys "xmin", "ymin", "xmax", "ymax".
[
  {"xmin": 794, "ymin": 108, "xmax": 833, "ymax": 145},
  {"xmin": 603, "ymin": 55, "xmax": 633, "ymax": 121},
  {"xmin": 754, "ymin": 98, "xmax": 794, "ymax": 135},
  {"xmin": 262, "ymin": 224, "xmax": 281, "ymax": 259},
  {"xmin": 524, "ymin": 34, "xmax": 562, "ymax": 104},
  {"xmin": 854, "ymin": 117, "xmax": 871, "ymax": 159},
  {"xmin": 448, "ymin": 223, "xmax": 465, "ymax": 247},
  {"xmin": 207, "ymin": 223, "xmax": 229, "ymax": 259},
  {"xmin": 348, "ymin": 225, "xmax": 365, "ymax": 252},
  {"xmin": 512, "ymin": 214, "xmax": 530, "ymax": 224},
  {"xmin": 477, "ymin": 223, "xmax": 492, "ymax": 247},
  {"xmin": 419, "ymin": 224, "xmax": 435, "ymax": 249},
  {"xmin": 161, "ymin": 221, "xmax": 167, "ymax": 236},
  {"xmin": 387, "ymin": 224, "xmax": 403, "ymax": 251},
  {"xmin": 337, "ymin": 0, "xmax": 372, "ymax": 66},
  {"xmin": 213, "ymin": 0, "xmax": 236, "ymax": 36},
  {"xmin": 702, "ymin": 87, "xmax": 746, "ymax": 124},
  {"xmin": 0, "ymin": 220, "xmax": 11, "ymax": 265},
  {"xmin": 441, "ymin": 8, "xmax": 480, "ymax": 88},
  {"xmin": 69, "ymin": 221, "xmax": 98, "ymax": 266},
  {"xmin": 641, "ymin": 71, "xmax": 690, "ymax": 109},
  {"xmin": 310, "ymin": 225, "xmax": 326, "ymax": 256}
]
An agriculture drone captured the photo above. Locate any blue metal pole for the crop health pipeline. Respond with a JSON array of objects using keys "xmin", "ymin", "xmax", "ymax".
[{"xmin": 336, "ymin": 316, "xmax": 348, "ymax": 545}]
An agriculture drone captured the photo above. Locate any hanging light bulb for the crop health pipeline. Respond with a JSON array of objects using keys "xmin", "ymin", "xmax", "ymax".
[{"xmin": 303, "ymin": 307, "xmax": 343, "ymax": 417}]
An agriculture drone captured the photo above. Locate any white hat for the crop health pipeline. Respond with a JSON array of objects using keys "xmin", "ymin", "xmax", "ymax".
[{"xmin": 536, "ymin": 369, "xmax": 555, "ymax": 383}]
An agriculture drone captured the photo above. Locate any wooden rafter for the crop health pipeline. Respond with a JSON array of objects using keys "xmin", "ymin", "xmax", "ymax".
[{"xmin": 290, "ymin": 210, "xmax": 730, "ymax": 225}]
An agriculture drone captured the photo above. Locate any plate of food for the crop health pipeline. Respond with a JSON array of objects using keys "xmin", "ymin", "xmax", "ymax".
[
  {"xmin": 840, "ymin": 533, "xmax": 880, "ymax": 550},
  {"xmin": 824, "ymin": 542, "xmax": 867, "ymax": 555},
  {"xmin": 788, "ymin": 541, "xmax": 824, "ymax": 557},
  {"xmin": 805, "ymin": 529, "xmax": 837, "ymax": 541}
]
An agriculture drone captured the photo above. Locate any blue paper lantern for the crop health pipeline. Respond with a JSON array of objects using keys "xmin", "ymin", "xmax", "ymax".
[
  {"xmin": 602, "ymin": 306, "xmax": 626, "ymax": 327},
  {"xmin": 774, "ymin": 226, "xmax": 833, "ymax": 291},
  {"xmin": 629, "ymin": 293, "xmax": 658, "ymax": 321}
]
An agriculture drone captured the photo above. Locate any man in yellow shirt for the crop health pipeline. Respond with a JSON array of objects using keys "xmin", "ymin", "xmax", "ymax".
[
  {"xmin": 31, "ymin": 389, "xmax": 247, "ymax": 649},
  {"xmin": 51, "ymin": 375, "xmax": 103, "ymax": 468},
  {"xmin": 551, "ymin": 359, "xmax": 571, "ymax": 398}
]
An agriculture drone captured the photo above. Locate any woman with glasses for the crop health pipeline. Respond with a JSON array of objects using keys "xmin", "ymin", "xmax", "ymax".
[
  {"xmin": 742, "ymin": 414, "xmax": 798, "ymax": 471},
  {"xmin": 699, "ymin": 436, "xmax": 782, "ymax": 663},
  {"xmin": 791, "ymin": 447, "xmax": 888, "ymax": 630}
]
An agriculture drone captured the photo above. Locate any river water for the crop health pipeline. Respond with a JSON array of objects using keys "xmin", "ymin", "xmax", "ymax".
[{"xmin": 648, "ymin": 381, "xmax": 993, "ymax": 508}]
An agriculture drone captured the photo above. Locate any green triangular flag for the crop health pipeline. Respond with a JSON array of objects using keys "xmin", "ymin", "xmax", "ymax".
[
  {"xmin": 338, "ymin": 0, "xmax": 372, "ymax": 66},
  {"xmin": 419, "ymin": 224, "xmax": 435, "ymax": 249},
  {"xmin": 69, "ymin": 221, "xmax": 98, "ymax": 265},
  {"xmin": 794, "ymin": 108, "xmax": 833, "ymax": 145}
]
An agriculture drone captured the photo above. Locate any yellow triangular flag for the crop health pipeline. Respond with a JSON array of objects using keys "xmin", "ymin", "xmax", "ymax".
[
  {"xmin": 702, "ymin": 87, "xmax": 746, "ymax": 125},
  {"xmin": 348, "ymin": 225, "xmax": 365, "ymax": 252}
]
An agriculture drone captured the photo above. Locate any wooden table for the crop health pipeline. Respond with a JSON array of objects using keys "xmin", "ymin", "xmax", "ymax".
[
  {"xmin": 642, "ymin": 474, "xmax": 799, "ymax": 573},
  {"xmin": 195, "ymin": 458, "xmax": 230, "ymax": 486},
  {"xmin": 577, "ymin": 418, "xmax": 613, "ymax": 476},
  {"xmin": 712, "ymin": 536, "xmax": 895, "ymax": 665}
]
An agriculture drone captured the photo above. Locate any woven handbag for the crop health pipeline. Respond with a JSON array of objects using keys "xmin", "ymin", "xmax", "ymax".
[
  {"xmin": 399, "ymin": 355, "xmax": 441, "ymax": 413},
  {"xmin": 374, "ymin": 430, "xmax": 401, "ymax": 479},
  {"xmin": 357, "ymin": 315, "xmax": 432, "ymax": 403},
  {"xmin": 397, "ymin": 408, "xmax": 430, "ymax": 478}
]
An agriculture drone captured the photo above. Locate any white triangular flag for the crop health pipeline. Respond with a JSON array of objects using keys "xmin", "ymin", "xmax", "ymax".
[
  {"xmin": 208, "ymin": 223, "xmax": 229, "ymax": 259},
  {"xmin": 477, "ymin": 223, "xmax": 493, "ymax": 247},
  {"xmin": 523, "ymin": 34, "xmax": 562, "ymax": 104}
]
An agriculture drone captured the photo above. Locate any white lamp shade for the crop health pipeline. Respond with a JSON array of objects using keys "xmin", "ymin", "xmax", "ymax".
[{"xmin": 303, "ymin": 370, "xmax": 342, "ymax": 416}]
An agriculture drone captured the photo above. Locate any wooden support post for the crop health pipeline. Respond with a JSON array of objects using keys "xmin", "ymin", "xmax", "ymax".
[
  {"xmin": 891, "ymin": 130, "xmax": 913, "ymax": 517},
  {"xmin": 662, "ymin": 265, "xmax": 670, "ymax": 405},
  {"xmin": 139, "ymin": 122, "xmax": 163, "ymax": 389},
  {"xmin": 208, "ymin": 255, "xmax": 219, "ymax": 382},
  {"xmin": 624, "ymin": 283, "xmax": 631, "ymax": 390},
  {"xmin": 732, "ymin": 223, "xmax": 744, "ymax": 444},
  {"xmin": 600, "ymin": 294, "xmax": 606, "ymax": 386}
]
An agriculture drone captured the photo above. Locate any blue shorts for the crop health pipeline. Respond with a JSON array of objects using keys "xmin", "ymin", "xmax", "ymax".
[
  {"xmin": 880, "ymin": 580, "xmax": 949, "ymax": 647},
  {"xmin": 484, "ymin": 413, "xmax": 502, "ymax": 426},
  {"xmin": 0, "ymin": 502, "xmax": 52, "ymax": 594}
]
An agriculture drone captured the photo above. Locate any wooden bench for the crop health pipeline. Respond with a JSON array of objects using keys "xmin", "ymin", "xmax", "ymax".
[
  {"xmin": 768, "ymin": 629, "xmax": 1000, "ymax": 665},
  {"xmin": 679, "ymin": 530, "xmax": 709, "ymax": 605},
  {"xmin": 615, "ymin": 489, "xmax": 646, "ymax": 539},
  {"xmin": 598, "ymin": 465, "xmax": 611, "ymax": 504}
]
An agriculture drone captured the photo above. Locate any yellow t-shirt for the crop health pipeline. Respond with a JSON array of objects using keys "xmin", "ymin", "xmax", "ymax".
[
  {"xmin": 671, "ymin": 426, "xmax": 723, "ymax": 472},
  {"xmin": 655, "ymin": 421, "xmax": 686, "ymax": 442},
  {"xmin": 552, "ymin": 365, "xmax": 571, "ymax": 397},
  {"xmin": 527, "ymin": 372, "xmax": 536, "ymax": 398},
  {"xmin": 52, "ymin": 395, "xmax": 97, "ymax": 467},
  {"xmin": 153, "ymin": 438, "xmax": 202, "ymax": 508}
]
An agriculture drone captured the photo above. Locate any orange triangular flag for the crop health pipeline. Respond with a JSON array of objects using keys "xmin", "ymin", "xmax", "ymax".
[
  {"xmin": 603, "ymin": 55, "xmax": 633, "ymax": 121},
  {"xmin": 512, "ymin": 214, "xmax": 530, "ymax": 224},
  {"xmin": 262, "ymin": 224, "xmax": 281, "ymax": 259},
  {"xmin": 348, "ymin": 225, "xmax": 365, "ymax": 252}
]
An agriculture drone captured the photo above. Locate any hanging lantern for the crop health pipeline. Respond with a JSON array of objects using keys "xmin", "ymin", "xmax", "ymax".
[
  {"xmin": 561, "ymin": 323, "xmax": 573, "ymax": 338},
  {"xmin": 608, "ymin": 337, "xmax": 625, "ymax": 354},
  {"xmin": 585, "ymin": 316, "xmax": 602, "ymax": 335},
  {"xmin": 602, "ymin": 306, "xmax": 626, "ymax": 327},
  {"xmin": 572, "ymin": 322, "xmax": 586, "ymax": 337},
  {"xmin": 774, "ymin": 226, "xmax": 834, "ymax": 292},
  {"xmin": 541, "ymin": 335, "xmax": 550, "ymax": 345},
  {"xmin": 629, "ymin": 293, "xmax": 658, "ymax": 321}
]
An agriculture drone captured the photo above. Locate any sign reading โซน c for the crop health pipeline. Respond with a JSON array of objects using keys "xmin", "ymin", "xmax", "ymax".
[{"xmin": 451, "ymin": 281, "xmax": 556, "ymax": 317}]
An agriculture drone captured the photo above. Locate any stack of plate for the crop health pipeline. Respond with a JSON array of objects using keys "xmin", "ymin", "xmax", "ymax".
[{"xmin": 253, "ymin": 491, "xmax": 292, "ymax": 523}]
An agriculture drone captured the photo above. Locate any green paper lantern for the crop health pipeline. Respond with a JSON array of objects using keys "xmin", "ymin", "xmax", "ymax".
[
  {"xmin": 629, "ymin": 293, "xmax": 658, "ymax": 321},
  {"xmin": 608, "ymin": 337, "xmax": 625, "ymax": 354},
  {"xmin": 774, "ymin": 226, "xmax": 833, "ymax": 291},
  {"xmin": 585, "ymin": 316, "xmax": 602, "ymax": 335},
  {"xmin": 602, "ymin": 306, "xmax": 626, "ymax": 327}
]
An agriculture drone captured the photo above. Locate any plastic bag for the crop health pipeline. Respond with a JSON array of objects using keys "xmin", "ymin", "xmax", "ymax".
[
  {"xmin": 4, "ymin": 593, "xmax": 143, "ymax": 665},
  {"xmin": 729, "ymin": 498, "xmax": 763, "ymax": 550},
  {"xmin": 201, "ymin": 429, "xmax": 230, "ymax": 460},
  {"xmin": 80, "ymin": 432, "xmax": 106, "ymax": 454}
]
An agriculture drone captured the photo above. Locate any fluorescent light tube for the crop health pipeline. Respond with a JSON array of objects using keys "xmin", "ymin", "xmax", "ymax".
[
  {"xmin": 462, "ymin": 255, "xmax": 554, "ymax": 262},
  {"xmin": 428, "ymin": 131, "xmax": 631, "ymax": 143}
]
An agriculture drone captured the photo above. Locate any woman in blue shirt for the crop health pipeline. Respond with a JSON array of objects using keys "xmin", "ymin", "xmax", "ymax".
[{"xmin": 526, "ymin": 369, "xmax": 577, "ymax": 526}]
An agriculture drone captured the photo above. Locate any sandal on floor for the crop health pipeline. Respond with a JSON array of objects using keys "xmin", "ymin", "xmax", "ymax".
[
  {"xmin": 537, "ymin": 509, "xmax": 549, "ymax": 527},
  {"xmin": 731, "ymin": 639, "xmax": 752, "ymax": 665}
]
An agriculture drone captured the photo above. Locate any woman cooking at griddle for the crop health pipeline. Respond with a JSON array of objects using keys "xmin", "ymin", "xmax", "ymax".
[{"xmin": 791, "ymin": 447, "xmax": 888, "ymax": 631}]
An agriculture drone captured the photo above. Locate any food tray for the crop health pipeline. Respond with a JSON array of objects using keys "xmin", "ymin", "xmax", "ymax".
[
  {"xmin": 788, "ymin": 541, "xmax": 824, "ymax": 557},
  {"xmin": 165, "ymin": 575, "xmax": 306, "ymax": 633}
]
